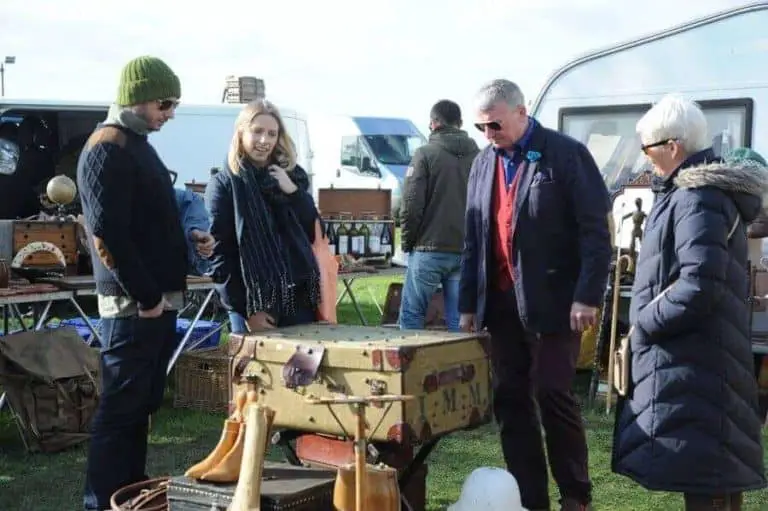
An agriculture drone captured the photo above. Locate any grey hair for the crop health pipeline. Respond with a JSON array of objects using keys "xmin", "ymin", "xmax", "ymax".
[
  {"xmin": 636, "ymin": 94, "xmax": 710, "ymax": 154},
  {"xmin": 475, "ymin": 79, "xmax": 525, "ymax": 112}
]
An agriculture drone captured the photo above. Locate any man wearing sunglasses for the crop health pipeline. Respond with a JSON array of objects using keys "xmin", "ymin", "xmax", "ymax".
[
  {"xmin": 76, "ymin": 55, "xmax": 189, "ymax": 511},
  {"xmin": 459, "ymin": 79, "xmax": 611, "ymax": 511}
]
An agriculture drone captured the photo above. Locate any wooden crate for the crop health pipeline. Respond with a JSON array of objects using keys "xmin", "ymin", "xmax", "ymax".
[
  {"xmin": 12, "ymin": 220, "xmax": 78, "ymax": 267},
  {"xmin": 173, "ymin": 347, "xmax": 231, "ymax": 413},
  {"xmin": 317, "ymin": 188, "xmax": 391, "ymax": 218}
]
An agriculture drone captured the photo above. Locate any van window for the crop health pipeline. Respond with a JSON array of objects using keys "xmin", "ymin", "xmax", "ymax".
[
  {"xmin": 363, "ymin": 134, "xmax": 424, "ymax": 168},
  {"xmin": 559, "ymin": 98, "xmax": 753, "ymax": 192},
  {"xmin": 340, "ymin": 136, "xmax": 360, "ymax": 167}
]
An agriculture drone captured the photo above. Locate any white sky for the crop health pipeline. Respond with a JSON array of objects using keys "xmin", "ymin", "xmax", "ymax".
[{"xmin": 0, "ymin": 0, "xmax": 745, "ymax": 143}]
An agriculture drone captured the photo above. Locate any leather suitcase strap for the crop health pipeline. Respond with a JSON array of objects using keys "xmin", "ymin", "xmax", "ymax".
[{"xmin": 110, "ymin": 477, "xmax": 169, "ymax": 511}]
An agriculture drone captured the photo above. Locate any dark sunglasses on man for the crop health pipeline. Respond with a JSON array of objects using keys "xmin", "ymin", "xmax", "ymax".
[
  {"xmin": 474, "ymin": 120, "xmax": 503, "ymax": 132},
  {"xmin": 157, "ymin": 99, "xmax": 180, "ymax": 111}
]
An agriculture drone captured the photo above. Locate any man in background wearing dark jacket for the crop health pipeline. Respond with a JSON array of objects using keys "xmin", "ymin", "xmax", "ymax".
[{"xmin": 399, "ymin": 100, "xmax": 479, "ymax": 330}]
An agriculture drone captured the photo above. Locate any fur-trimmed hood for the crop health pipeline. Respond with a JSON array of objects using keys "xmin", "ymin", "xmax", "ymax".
[{"xmin": 674, "ymin": 160, "xmax": 768, "ymax": 224}]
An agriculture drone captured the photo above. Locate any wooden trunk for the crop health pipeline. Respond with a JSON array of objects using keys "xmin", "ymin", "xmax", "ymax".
[
  {"xmin": 167, "ymin": 462, "xmax": 335, "ymax": 510},
  {"xmin": 317, "ymin": 188, "xmax": 391, "ymax": 218},
  {"xmin": 12, "ymin": 220, "xmax": 78, "ymax": 267},
  {"xmin": 229, "ymin": 324, "xmax": 492, "ymax": 444}
]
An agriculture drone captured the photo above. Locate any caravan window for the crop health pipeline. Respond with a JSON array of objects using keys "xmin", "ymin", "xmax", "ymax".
[{"xmin": 559, "ymin": 98, "xmax": 753, "ymax": 192}]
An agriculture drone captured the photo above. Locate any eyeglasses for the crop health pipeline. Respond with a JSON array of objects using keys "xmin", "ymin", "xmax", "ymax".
[
  {"xmin": 157, "ymin": 99, "xmax": 180, "ymax": 111},
  {"xmin": 474, "ymin": 121, "xmax": 503, "ymax": 132},
  {"xmin": 168, "ymin": 170, "xmax": 178, "ymax": 185},
  {"xmin": 641, "ymin": 138, "xmax": 676, "ymax": 154}
]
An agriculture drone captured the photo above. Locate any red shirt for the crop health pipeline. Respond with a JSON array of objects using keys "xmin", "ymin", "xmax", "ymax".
[{"xmin": 491, "ymin": 154, "xmax": 521, "ymax": 291}]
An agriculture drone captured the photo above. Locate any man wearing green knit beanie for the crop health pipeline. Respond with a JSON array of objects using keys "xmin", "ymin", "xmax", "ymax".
[
  {"xmin": 113, "ymin": 55, "xmax": 182, "ymax": 132},
  {"xmin": 78, "ymin": 55, "xmax": 194, "ymax": 511}
]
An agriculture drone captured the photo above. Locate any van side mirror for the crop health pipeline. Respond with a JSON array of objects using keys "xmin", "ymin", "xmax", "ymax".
[{"xmin": 361, "ymin": 156, "xmax": 373, "ymax": 172}]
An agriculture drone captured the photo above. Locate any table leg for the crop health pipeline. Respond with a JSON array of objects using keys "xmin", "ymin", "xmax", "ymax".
[
  {"xmin": 336, "ymin": 278, "xmax": 355, "ymax": 306},
  {"xmin": 341, "ymin": 279, "xmax": 367, "ymax": 326},
  {"xmin": 68, "ymin": 296, "xmax": 103, "ymax": 347},
  {"xmin": 9, "ymin": 304, "xmax": 28, "ymax": 331},
  {"xmin": 32, "ymin": 301, "xmax": 54, "ymax": 330},
  {"xmin": 166, "ymin": 289, "xmax": 218, "ymax": 375},
  {"xmin": 365, "ymin": 285, "xmax": 384, "ymax": 317}
]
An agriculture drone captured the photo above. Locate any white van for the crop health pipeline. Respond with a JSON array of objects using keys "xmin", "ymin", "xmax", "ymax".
[
  {"xmin": 308, "ymin": 114, "xmax": 427, "ymax": 218},
  {"xmin": 0, "ymin": 99, "xmax": 312, "ymax": 204},
  {"xmin": 530, "ymin": 1, "xmax": 768, "ymax": 194}
]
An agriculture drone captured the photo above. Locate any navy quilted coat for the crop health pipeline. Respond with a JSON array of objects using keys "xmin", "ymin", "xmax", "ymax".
[{"xmin": 612, "ymin": 149, "xmax": 768, "ymax": 493}]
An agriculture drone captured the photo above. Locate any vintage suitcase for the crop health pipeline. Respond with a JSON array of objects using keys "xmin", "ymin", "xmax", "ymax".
[
  {"xmin": 167, "ymin": 461, "xmax": 335, "ymax": 510},
  {"xmin": 229, "ymin": 324, "xmax": 491, "ymax": 444}
]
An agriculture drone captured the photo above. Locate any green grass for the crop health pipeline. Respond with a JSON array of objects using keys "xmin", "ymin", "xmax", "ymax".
[{"xmin": 1, "ymin": 274, "xmax": 768, "ymax": 510}]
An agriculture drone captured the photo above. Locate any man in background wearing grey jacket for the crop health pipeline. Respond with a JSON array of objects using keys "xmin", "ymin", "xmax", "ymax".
[{"xmin": 399, "ymin": 100, "xmax": 479, "ymax": 330}]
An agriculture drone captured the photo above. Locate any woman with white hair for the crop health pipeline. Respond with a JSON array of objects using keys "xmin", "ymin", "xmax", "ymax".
[{"xmin": 611, "ymin": 94, "xmax": 767, "ymax": 510}]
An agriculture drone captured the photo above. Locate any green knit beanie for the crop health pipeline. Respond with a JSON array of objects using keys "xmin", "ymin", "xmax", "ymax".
[
  {"xmin": 116, "ymin": 56, "xmax": 181, "ymax": 106},
  {"xmin": 726, "ymin": 147, "xmax": 768, "ymax": 167}
]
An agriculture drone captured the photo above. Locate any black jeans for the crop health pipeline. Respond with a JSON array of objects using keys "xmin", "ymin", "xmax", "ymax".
[
  {"xmin": 83, "ymin": 311, "xmax": 178, "ymax": 510},
  {"xmin": 486, "ymin": 289, "xmax": 591, "ymax": 510}
]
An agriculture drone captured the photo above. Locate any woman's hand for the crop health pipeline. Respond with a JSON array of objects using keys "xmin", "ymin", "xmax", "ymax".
[
  {"xmin": 246, "ymin": 311, "xmax": 276, "ymax": 332},
  {"xmin": 269, "ymin": 165, "xmax": 298, "ymax": 195}
]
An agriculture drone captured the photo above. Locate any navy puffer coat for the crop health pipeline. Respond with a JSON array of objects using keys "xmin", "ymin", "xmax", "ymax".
[{"xmin": 612, "ymin": 149, "xmax": 768, "ymax": 493}]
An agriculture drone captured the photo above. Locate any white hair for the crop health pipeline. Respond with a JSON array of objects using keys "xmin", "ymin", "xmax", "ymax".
[
  {"xmin": 636, "ymin": 94, "xmax": 710, "ymax": 153},
  {"xmin": 475, "ymin": 79, "xmax": 525, "ymax": 112}
]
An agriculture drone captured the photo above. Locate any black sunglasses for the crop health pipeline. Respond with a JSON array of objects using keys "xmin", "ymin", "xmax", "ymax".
[
  {"xmin": 641, "ymin": 138, "xmax": 675, "ymax": 154},
  {"xmin": 157, "ymin": 99, "xmax": 180, "ymax": 111},
  {"xmin": 168, "ymin": 170, "xmax": 178, "ymax": 185},
  {"xmin": 474, "ymin": 121, "xmax": 502, "ymax": 132}
]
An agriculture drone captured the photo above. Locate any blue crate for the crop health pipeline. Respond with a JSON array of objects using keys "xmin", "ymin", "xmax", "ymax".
[
  {"xmin": 176, "ymin": 318, "xmax": 222, "ymax": 351},
  {"xmin": 52, "ymin": 316, "xmax": 221, "ymax": 351},
  {"xmin": 60, "ymin": 317, "xmax": 102, "ymax": 344}
]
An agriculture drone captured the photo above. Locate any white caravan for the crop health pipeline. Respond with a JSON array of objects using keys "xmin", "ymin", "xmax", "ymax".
[
  {"xmin": 0, "ymin": 99, "xmax": 312, "ymax": 194},
  {"xmin": 531, "ymin": 1, "xmax": 768, "ymax": 196},
  {"xmin": 307, "ymin": 114, "xmax": 427, "ymax": 219}
]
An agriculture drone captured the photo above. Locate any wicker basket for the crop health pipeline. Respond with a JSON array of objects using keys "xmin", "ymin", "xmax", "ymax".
[{"xmin": 173, "ymin": 347, "xmax": 230, "ymax": 413}]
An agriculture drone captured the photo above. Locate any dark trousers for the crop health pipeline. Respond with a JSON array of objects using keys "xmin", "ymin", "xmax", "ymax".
[
  {"xmin": 83, "ymin": 311, "xmax": 178, "ymax": 510},
  {"xmin": 486, "ymin": 288, "xmax": 591, "ymax": 510}
]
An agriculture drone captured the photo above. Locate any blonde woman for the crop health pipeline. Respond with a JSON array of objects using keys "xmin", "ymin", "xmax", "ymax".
[{"xmin": 206, "ymin": 100, "xmax": 321, "ymax": 333}]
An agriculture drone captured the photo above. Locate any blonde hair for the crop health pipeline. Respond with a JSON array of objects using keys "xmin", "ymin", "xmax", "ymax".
[{"xmin": 227, "ymin": 99, "xmax": 297, "ymax": 174}]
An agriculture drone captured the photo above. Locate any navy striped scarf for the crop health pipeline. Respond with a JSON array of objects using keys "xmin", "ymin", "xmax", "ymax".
[{"xmin": 230, "ymin": 160, "xmax": 320, "ymax": 320}]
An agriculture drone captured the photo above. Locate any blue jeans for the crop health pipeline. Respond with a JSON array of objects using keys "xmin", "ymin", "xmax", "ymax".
[
  {"xmin": 399, "ymin": 251, "xmax": 462, "ymax": 331},
  {"xmin": 83, "ymin": 311, "xmax": 178, "ymax": 510},
  {"xmin": 228, "ymin": 306, "xmax": 317, "ymax": 334}
]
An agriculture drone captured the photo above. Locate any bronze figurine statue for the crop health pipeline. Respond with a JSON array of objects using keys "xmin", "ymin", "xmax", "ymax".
[{"xmin": 622, "ymin": 197, "xmax": 647, "ymax": 273}]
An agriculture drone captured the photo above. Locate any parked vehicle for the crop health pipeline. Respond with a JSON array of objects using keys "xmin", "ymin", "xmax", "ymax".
[
  {"xmin": 0, "ymin": 99, "xmax": 312, "ymax": 218},
  {"xmin": 307, "ymin": 114, "xmax": 426, "ymax": 219},
  {"xmin": 530, "ymin": 1, "xmax": 768, "ymax": 194}
]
